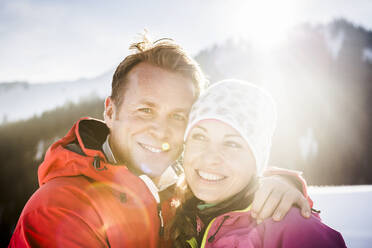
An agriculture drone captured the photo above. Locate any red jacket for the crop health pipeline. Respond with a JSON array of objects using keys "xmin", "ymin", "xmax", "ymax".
[{"xmin": 9, "ymin": 118, "xmax": 174, "ymax": 247}]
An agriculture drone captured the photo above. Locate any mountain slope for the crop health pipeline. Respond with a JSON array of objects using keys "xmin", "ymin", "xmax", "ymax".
[{"xmin": 0, "ymin": 70, "xmax": 113, "ymax": 123}]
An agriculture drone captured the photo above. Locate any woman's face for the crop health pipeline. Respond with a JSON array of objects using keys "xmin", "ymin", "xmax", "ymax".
[{"xmin": 184, "ymin": 120, "xmax": 256, "ymax": 204}]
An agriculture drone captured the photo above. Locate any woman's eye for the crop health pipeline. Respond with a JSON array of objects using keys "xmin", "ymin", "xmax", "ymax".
[
  {"xmin": 224, "ymin": 141, "xmax": 242, "ymax": 148},
  {"xmin": 191, "ymin": 133, "xmax": 206, "ymax": 141}
]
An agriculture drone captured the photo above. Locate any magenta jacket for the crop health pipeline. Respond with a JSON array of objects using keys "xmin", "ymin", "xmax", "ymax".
[{"xmin": 193, "ymin": 207, "xmax": 346, "ymax": 248}]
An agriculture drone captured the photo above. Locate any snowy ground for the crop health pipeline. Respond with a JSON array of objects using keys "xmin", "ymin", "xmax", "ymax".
[{"xmin": 309, "ymin": 185, "xmax": 372, "ymax": 248}]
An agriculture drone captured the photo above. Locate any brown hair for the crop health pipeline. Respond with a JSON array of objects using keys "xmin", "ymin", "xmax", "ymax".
[{"xmin": 110, "ymin": 35, "xmax": 206, "ymax": 107}]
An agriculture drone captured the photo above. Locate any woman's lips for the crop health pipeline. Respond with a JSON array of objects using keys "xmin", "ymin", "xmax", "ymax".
[{"xmin": 196, "ymin": 169, "xmax": 226, "ymax": 182}]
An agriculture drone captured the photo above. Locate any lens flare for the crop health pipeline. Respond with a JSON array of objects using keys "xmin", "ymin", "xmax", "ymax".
[{"xmin": 162, "ymin": 142, "xmax": 170, "ymax": 151}]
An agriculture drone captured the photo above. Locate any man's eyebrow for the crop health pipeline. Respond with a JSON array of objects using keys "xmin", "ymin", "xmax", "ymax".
[
  {"xmin": 138, "ymin": 101, "xmax": 188, "ymax": 112},
  {"xmin": 139, "ymin": 101, "xmax": 157, "ymax": 107},
  {"xmin": 173, "ymin": 107, "xmax": 190, "ymax": 113}
]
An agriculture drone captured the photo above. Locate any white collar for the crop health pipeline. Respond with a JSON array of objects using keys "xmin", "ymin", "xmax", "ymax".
[
  {"xmin": 157, "ymin": 165, "xmax": 179, "ymax": 191},
  {"xmin": 139, "ymin": 164, "xmax": 179, "ymax": 203}
]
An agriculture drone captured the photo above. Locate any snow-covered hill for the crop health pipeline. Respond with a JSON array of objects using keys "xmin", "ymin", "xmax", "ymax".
[
  {"xmin": 309, "ymin": 185, "xmax": 372, "ymax": 248},
  {"xmin": 0, "ymin": 70, "xmax": 113, "ymax": 123}
]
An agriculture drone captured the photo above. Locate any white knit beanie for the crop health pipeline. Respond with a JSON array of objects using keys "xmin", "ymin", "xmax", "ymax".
[{"xmin": 184, "ymin": 79, "xmax": 277, "ymax": 175}]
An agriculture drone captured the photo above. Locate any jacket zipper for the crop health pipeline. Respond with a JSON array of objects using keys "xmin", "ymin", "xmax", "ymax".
[
  {"xmin": 207, "ymin": 215, "xmax": 230, "ymax": 242},
  {"xmin": 200, "ymin": 205, "xmax": 252, "ymax": 248},
  {"xmin": 158, "ymin": 204, "xmax": 164, "ymax": 236}
]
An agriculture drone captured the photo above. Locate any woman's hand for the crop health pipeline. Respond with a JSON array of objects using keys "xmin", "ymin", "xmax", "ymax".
[{"xmin": 250, "ymin": 175, "xmax": 311, "ymax": 224}]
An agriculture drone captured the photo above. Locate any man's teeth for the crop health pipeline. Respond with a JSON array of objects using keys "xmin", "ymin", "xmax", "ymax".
[
  {"xmin": 197, "ymin": 170, "xmax": 225, "ymax": 181},
  {"xmin": 141, "ymin": 143, "xmax": 162, "ymax": 153}
]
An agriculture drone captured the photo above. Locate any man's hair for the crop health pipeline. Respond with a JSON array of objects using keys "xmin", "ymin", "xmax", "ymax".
[{"xmin": 110, "ymin": 35, "xmax": 206, "ymax": 107}]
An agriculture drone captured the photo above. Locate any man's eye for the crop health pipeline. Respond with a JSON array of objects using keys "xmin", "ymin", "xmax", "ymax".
[
  {"xmin": 191, "ymin": 133, "xmax": 206, "ymax": 141},
  {"xmin": 138, "ymin": 108, "xmax": 152, "ymax": 114},
  {"xmin": 171, "ymin": 113, "xmax": 186, "ymax": 121},
  {"xmin": 224, "ymin": 141, "xmax": 242, "ymax": 148}
]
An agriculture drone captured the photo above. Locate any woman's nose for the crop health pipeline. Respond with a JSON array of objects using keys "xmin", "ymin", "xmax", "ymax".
[{"xmin": 202, "ymin": 144, "xmax": 223, "ymax": 166}]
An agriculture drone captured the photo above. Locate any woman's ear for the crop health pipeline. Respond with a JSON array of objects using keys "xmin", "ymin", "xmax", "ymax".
[{"xmin": 104, "ymin": 97, "xmax": 116, "ymax": 129}]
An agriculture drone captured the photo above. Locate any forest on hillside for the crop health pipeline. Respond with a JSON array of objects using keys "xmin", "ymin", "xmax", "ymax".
[{"xmin": 0, "ymin": 97, "xmax": 104, "ymax": 245}]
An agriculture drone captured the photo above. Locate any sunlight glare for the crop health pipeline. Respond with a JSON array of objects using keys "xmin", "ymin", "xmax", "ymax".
[{"xmin": 235, "ymin": 0, "xmax": 299, "ymax": 49}]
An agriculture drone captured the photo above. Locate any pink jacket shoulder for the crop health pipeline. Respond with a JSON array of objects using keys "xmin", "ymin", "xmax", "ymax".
[{"xmin": 204, "ymin": 208, "xmax": 346, "ymax": 248}]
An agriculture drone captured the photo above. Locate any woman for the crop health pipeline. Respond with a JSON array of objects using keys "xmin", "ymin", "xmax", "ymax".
[{"xmin": 170, "ymin": 79, "xmax": 346, "ymax": 247}]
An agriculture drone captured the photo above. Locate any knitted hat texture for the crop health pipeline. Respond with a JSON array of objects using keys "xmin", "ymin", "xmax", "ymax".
[{"xmin": 184, "ymin": 79, "xmax": 277, "ymax": 174}]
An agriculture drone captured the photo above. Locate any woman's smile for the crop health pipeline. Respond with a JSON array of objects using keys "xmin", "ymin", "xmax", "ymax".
[{"xmin": 196, "ymin": 169, "xmax": 227, "ymax": 182}]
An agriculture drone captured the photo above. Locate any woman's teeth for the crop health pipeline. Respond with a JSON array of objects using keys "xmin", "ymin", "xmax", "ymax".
[
  {"xmin": 197, "ymin": 170, "xmax": 225, "ymax": 181},
  {"xmin": 140, "ymin": 143, "xmax": 162, "ymax": 153}
]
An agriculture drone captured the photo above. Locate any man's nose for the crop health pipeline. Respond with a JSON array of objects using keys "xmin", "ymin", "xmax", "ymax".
[{"xmin": 150, "ymin": 116, "xmax": 171, "ymax": 140}]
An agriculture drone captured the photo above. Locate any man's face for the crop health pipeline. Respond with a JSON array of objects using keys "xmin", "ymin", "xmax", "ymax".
[{"xmin": 105, "ymin": 62, "xmax": 196, "ymax": 178}]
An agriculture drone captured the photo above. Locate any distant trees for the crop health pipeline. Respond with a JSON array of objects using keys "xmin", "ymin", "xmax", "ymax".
[{"xmin": 0, "ymin": 96, "xmax": 104, "ymax": 246}]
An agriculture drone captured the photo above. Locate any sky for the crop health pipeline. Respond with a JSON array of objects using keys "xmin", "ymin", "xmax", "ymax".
[{"xmin": 1, "ymin": 0, "xmax": 372, "ymax": 84}]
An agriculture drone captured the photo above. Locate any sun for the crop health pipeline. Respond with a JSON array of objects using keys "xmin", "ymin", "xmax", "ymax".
[{"xmin": 233, "ymin": 0, "xmax": 300, "ymax": 49}]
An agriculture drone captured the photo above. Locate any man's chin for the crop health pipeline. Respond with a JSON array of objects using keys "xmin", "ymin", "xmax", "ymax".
[{"xmin": 135, "ymin": 161, "xmax": 170, "ymax": 178}]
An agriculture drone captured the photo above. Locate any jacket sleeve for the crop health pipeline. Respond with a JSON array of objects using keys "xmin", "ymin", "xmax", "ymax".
[
  {"xmin": 263, "ymin": 166, "xmax": 313, "ymax": 208},
  {"xmin": 260, "ymin": 207, "xmax": 346, "ymax": 248},
  {"xmin": 8, "ymin": 177, "xmax": 108, "ymax": 248},
  {"xmin": 8, "ymin": 206, "xmax": 107, "ymax": 248}
]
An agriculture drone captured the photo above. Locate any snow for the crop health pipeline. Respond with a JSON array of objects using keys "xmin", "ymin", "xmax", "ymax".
[
  {"xmin": 309, "ymin": 185, "xmax": 372, "ymax": 248},
  {"xmin": 34, "ymin": 140, "xmax": 45, "ymax": 161},
  {"xmin": 324, "ymin": 29, "xmax": 344, "ymax": 60},
  {"xmin": 362, "ymin": 48, "xmax": 372, "ymax": 63},
  {"xmin": 299, "ymin": 128, "xmax": 318, "ymax": 161}
]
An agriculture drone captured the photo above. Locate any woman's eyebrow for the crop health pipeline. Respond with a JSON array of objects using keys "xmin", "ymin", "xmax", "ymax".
[
  {"xmin": 193, "ymin": 125, "xmax": 207, "ymax": 132},
  {"xmin": 225, "ymin": 134, "xmax": 243, "ymax": 139}
]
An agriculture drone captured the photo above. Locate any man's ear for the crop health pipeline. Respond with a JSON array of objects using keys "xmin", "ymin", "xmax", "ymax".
[{"xmin": 104, "ymin": 97, "xmax": 116, "ymax": 129}]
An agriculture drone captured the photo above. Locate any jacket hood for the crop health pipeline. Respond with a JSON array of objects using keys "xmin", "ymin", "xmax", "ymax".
[{"xmin": 38, "ymin": 117, "xmax": 136, "ymax": 193}]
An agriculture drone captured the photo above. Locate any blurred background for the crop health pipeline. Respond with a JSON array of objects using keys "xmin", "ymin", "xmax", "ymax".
[{"xmin": 1, "ymin": 0, "xmax": 372, "ymax": 247}]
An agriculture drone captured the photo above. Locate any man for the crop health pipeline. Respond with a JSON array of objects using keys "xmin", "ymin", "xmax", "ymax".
[{"xmin": 9, "ymin": 37, "xmax": 311, "ymax": 247}]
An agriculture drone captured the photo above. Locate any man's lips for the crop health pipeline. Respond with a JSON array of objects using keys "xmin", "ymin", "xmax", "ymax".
[
  {"xmin": 138, "ymin": 142, "xmax": 165, "ymax": 153},
  {"xmin": 196, "ymin": 169, "xmax": 226, "ymax": 182}
]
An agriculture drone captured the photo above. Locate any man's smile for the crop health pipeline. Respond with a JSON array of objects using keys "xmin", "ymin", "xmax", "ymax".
[{"xmin": 139, "ymin": 142, "xmax": 165, "ymax": 153}]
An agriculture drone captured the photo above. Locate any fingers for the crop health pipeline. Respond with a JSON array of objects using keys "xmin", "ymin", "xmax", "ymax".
[
  {"xmin": 257, "ymin": 188, "xmax": 283, "ymax": 222},
  {"xmin": 297, "ymin": 195, "xmax": 311, "ymax": 219},
  {"xmin": 272, "ymin": 192, "xmax": 311, "ymax": 221},
  {"xmin": 252, "ymin": 175, "xmax": 311, "ymax": 224},
  {"xmin": 272, "ymin": 192, "xmax": 295, "ymax": 221},
  {"xmin": 251, "ymin": 183, "xmax": 273, "ymax": 219}
]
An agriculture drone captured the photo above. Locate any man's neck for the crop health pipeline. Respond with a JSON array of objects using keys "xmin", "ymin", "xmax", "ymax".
[
  {"xmin": 152, "ymin": 176, "xmax": 161, "ymax": 187},
  {"xmin": 102, "ymin": 135, "xmax": 117, "ymax": 164}
]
